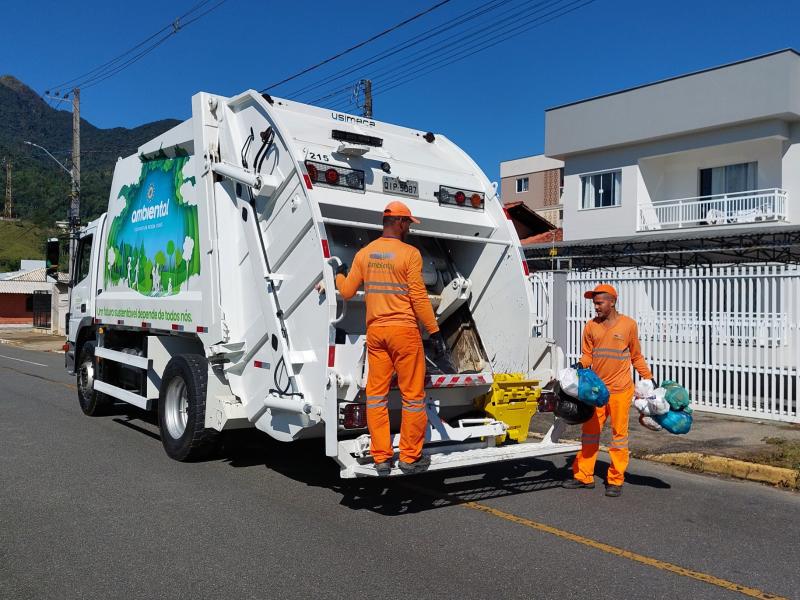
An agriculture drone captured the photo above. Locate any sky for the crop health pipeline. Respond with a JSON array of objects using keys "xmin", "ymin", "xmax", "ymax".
[{"xmin": 3, "ymin": 0, "xmax": 800, "ymax": 183}]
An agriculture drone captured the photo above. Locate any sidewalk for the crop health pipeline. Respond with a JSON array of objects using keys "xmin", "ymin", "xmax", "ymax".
[
  {"xmin": 0, "ymin": 327, "xmax": 66, "ymax": 352},
  {"xmin": 531, "ymin": 406, "xmax": 800, "ymax": 489}
]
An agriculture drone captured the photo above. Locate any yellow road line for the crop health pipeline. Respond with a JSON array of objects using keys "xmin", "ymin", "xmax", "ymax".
[
  {"xmin": 402, "ymin": 482, "xmax": 785, "ymax": 600},
  {"xmin": 464, "ymin": 501, "xmax": 786, "ymax": 600}
]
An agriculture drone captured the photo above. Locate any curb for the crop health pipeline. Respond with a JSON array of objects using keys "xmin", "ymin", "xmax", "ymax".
[
  {"xmin": 638, "ymin": 452, "xmax": 800, "ymax": 490},
  {"xmin": 528, "ymin": 431, "xmax": 799, "ymax": 490}
]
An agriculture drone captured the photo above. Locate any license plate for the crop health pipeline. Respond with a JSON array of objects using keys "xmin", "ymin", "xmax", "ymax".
[{"xmin": 383, "ymin": 176, "xmax": 418, "ymax": 198}]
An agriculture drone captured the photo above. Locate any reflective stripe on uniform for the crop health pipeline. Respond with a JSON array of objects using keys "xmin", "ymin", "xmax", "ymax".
[
  {"xmin": 610, "ymin": 437, "xmax": 629, "ymax": 448},
  {"xmin": 365, "ymin": 281, "xmax": 408, "ymax": 289},
  {"xmin": 365, "ymin": 289, "xmax": 409, "ymax": 296},
  {"xmin": 366, "ymin": 395, "xmax": 387, "ymax": 409},
  {"xmin": 581, "ymin": 433, "xmax": 601, "ymax": 444},
  {"xmin": 402, "ymin": 399, "xmax": 426, "ymax": 413}
]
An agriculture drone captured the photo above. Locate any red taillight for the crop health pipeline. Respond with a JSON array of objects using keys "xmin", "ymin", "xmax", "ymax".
[
  {"xmin": 303, "ymin": 174, "xmax": 313, "ymax": 189},
  {"xmin": 342, "ymin": 403, "xmax": 367, "ymax": 429},
  {"xmin": 321, "ymin": 239, "xmax": 331, "ymax": 258},
  {"xmin": 470, "ymin": 193, "xmax": 482, "ymax": 208},
  {"xmin": 328, "ymin": 345, "xmax": 336, "ymax": 368},
  {"xmin": 522, "ymin": 260, "xmax": 530, "ymax": 276},
  {"xmin": 455, "ymin": 191, "xmax": 466, "ymax": 205},
  {"xmin": 325, "ymin": 168, "xmax": 339, "ymax": 185},
  {"xmin": 62, "ymin": 343, "xmax": 70, "ymax": 352},
  {"xmin": 306, "ymin": 163, "xmax": 318, "ymax": 181}
]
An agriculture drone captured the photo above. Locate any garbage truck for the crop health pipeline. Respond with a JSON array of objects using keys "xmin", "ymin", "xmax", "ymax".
[{"xmin": 63, "ymin": 89, "xmax": 579, "ymax": 477}]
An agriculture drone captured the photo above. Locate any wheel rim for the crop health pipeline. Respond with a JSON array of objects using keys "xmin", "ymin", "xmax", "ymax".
[
  {"xmin": 79, "ymin": 356, "xmax": 94, "ymax": 399},
  {"xmin": 164, "ymin": 376, "xmax": 189, "ymax": 439}
]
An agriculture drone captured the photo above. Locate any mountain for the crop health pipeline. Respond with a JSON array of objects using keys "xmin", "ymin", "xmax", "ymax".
[{"xmin": 0, "ymin": 75, "xmax": 181, "ymax": 225}]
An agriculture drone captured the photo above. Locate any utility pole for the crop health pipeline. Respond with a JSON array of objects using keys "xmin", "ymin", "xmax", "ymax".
[
  {"xmin": 362, "ymin": 79, "xmax": 372, "ymax": 119},
  {"xmin": 2, "ymin": 159, "xmax": 11, "ymax": 219},
  {"xmin": 354, "ymin": 79, "xmax": 373, "ymax": 118},
  {"xmin": 70, "ymin": 88, "xmax": 81, "ymax": 280}
]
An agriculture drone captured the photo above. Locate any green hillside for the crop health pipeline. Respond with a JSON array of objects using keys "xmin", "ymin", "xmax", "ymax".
[
  {"xmin": 0, "ymin": 75, "xmax": 180, "ymax": 227},
  {"xmin": 0, "ymin": 220, "xmax": 58, "ymax": 272}
]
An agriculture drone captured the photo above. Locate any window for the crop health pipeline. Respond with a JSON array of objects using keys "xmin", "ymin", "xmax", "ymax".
[
  {"xmin": 75, "ymin": 235, "xmax": 93, "ymax": 284},
  {"xmin": 516, "ymin": 177, "xmax": 529, "ymax": 193},
  {"xmin": 581, "ymin": 170, "xmax": 621, "ymax": 209},
  {"xmin": 699, "ymin": 162, "xmax": 757, "ymax": 196}
]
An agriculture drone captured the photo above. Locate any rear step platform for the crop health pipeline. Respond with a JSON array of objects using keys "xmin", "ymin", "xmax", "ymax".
[{"xmin": 336, "ymin": 402, "xmax": 580, "ymax": 478}]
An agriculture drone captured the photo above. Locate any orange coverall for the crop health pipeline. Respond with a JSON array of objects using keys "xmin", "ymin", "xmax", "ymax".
[
  {"xmin": 336, "ymin": 237, "xmax": 439, "ymax": 464},
  {"xmin": 573, "ymin": 315, "xmax": 653, "ymax": 486}
]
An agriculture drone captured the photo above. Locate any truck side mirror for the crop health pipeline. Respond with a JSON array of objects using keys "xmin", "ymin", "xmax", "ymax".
[{"xmin": 46, "ymin": 238, "xmax": 60, "ymax": 279}]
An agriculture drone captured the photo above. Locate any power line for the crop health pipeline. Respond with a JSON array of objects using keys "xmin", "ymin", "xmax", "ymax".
[
  {"xmin": 45, "ymin": 0, "xmax": 227, "ymax": 94},
  {"xmin": 259, "ymin": 0, "xmax": 454, "ymax": 92},
  {"xmin": 310, "ymin": 0, "xmax": 576, "ymax": 109},
  {"xmin": 329, "ymin": 0, "xmax": 597, "ymax": 112},
  {"xmin": 285, "ymin": 0, "xmax": 515, "ymax": 101},
  {"xmin": 317, "ymin": 0, "xmax": 566, "ymax": 108},
  {"xmin": 325, "ymin": 0, "xmax": 577, "ymax": 107}
]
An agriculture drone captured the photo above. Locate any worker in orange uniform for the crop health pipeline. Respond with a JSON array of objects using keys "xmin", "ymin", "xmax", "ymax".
[
  {"xmin": 563, "ymin": 284, "xmax": 655, "ymax": 497},
  {"xmin": 334, "ymin": 201, "xmax": 449, "ymax": 475}
]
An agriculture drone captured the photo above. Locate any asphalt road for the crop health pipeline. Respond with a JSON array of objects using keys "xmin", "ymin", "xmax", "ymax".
[{"xmin": 1, "ymin": 344, "xmax": 798, "ymax": 600}]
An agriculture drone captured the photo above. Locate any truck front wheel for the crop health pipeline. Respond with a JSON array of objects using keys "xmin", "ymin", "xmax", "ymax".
[
  {"xmin": 158, "ymin": 354, "xmax": 219, "ymax": 461},
  {"xmin": 77, "ymin": 342, "xmax": 112, "ymax": 416}
]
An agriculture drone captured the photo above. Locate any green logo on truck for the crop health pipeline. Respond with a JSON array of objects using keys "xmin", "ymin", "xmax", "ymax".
[{"xmin": 105, "ymin": 156, "xmax": 199, "ymax": 296}]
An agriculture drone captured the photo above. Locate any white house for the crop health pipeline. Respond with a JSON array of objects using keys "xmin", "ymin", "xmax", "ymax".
[{"xmin": 545, "ymin": 49, "xmax": 800, "ymax": 242}]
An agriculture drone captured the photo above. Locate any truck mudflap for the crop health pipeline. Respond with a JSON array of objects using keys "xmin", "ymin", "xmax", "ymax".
[{"xmin": 336, "ymin": 402, "xmax": 580, "ymax": 478}]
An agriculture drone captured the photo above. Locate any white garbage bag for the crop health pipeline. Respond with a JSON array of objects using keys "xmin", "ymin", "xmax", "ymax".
[
  {"xmin": 639, "ymin": 413, "xmax": 663, "ymax": 431},
  {"xmin": 635, "ymin": 379, "xmax": 655, "ymax": 399},
  {"xmin": 557, "ymin": 367, "xmax": 579, "ymax": 398},
  {"xmin": 633, "ymin": 397, "xmax": 652, "ymax": 415},
  {"xmin": 648, "ymin": 388, "xmax": 670, "ymax": 415}
]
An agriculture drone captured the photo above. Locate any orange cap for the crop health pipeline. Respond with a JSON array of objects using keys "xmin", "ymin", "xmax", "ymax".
[
  {"xmin": 383, "ymin": 200, "xmax": 420, "ymax": 224},
  {"xmin": 584, "ymin": 283, "xmax": 618, "ymax": 299}
]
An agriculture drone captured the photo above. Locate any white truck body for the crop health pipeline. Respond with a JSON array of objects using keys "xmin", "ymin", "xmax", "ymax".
[{"xmin": 66, "ymin": 90, "xmax": 578, "ymax": 476}]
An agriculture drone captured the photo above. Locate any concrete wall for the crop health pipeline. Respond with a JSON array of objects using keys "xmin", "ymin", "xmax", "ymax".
[
  {"xmin": 562, "ymin": 120, "xmax": 797, "ymax": 241},
  {"xmin": 500, "ymin": 171, "xmax": 548, "ymax": 207},
  {"xmin": 546, "ymin": 50, "xmax": 800, "ymax": 158},
  {"xmin": 0, "ymin": 294, "xmax": 33, "ymax": 322}
]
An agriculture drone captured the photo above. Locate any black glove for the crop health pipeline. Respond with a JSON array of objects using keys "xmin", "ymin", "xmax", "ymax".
[
  {"xmin": 430, "ymin": 332, "xmax": 448, "ymax": 358},
  {"xmin": 571, "ymin": 362, "xmax": 584, "ymax": 370},
  {"xmin": 650, "ymin": 379, "xmax": 659, "ymax": 389}
]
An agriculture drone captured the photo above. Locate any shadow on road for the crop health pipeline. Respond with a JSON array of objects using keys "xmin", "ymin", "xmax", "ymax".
[{"xmin": 107, "ymin": 410, "xmax": 671, "ymax": 515}]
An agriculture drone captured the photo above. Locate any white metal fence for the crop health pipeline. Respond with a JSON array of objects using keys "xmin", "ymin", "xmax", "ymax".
[
  {"xmin": 638, "ymin": 188, "xmax": 788, "ymax": 231},
  {"xmin": 553, "ymin": 265, "xmax": 800, "ymax": 423}
]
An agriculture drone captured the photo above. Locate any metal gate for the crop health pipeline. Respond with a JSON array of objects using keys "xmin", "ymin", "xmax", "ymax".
[
  {"xmin": 552, "ymin": 265, "xmax": 800, "ymax": 423},
  {"xmin": 32, "ymin": 290, "xmax": 51, "ymax": 329}
]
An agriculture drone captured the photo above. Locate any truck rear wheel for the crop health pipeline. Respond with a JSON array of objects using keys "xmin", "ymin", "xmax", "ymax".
[
  {"xmin": 77, "ymin": 341, "xmax": 112, "ymax": 416},
  {"xmin": 158, "ymin": 354, "xmax": 219, "ymax": 461}
]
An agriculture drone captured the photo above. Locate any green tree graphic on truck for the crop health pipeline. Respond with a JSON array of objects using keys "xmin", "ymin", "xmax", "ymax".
[{"xmin": 104, "ymin": 155, "xmax": 199, "ymax": 296}]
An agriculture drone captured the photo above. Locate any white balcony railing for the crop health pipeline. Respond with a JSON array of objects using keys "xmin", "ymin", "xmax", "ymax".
[{"xmin": 638, "ymin": 188, "xmax": 788, "ymax": 231}]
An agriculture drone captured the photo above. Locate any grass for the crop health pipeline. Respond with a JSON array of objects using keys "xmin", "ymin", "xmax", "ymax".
[
  {"xmin": 747, "ymin": 437, "xmax": 800, "ymax": 471},
  {"xmin": 0, "ymin": 220, "xmax": 54, "ymax": 271}
]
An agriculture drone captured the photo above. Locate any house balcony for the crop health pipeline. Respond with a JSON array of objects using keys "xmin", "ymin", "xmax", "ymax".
[{"xmin": 638, "ymin": 188, "xmax": 788, "ymax": 231}]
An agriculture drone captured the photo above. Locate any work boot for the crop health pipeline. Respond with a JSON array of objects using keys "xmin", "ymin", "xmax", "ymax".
[
  {"xmin": 562, "ymin": 478, "xmax": 595, "ymax": 489},
  {"xmin": 374, "ymin": 460, "xmax": 392, "ymax": 476},
  {"xmin": 398, "ymin": 455, "xmax": 431, "ymax": 475},
  {"xmin": 605, "ymin": 484, "xmax": 623, "ymax": 497}
]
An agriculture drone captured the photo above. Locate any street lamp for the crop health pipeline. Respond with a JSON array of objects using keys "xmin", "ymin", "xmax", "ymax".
[
  {"xmin": 25, "ymin": 140, "xmax": 80, "ymax": 279},
  {"xmin": 24, "ymin": 141, "xmax": 73, "ymax": 181}
]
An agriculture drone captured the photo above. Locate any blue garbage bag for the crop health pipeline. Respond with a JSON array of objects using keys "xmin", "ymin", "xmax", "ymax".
[
  {"xmin": 577, "ymin": 368, "xmax": 609, "ymax": 407},
  {"xmin": 653, "ymin": 409, "xmax": 693, "ymax": 434}
]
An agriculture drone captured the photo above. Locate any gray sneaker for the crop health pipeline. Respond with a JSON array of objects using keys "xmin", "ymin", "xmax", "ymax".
[
  {"xmin": 374, "ymin": 461, "xmax": 392, "ymax": 476},
  {"xmin": 398, "ymin": 455, "xmax": 431, "ymax": 474},
  {"xmin": 562, "ymin": 478, "xmax": 595, "ymax": 489}
]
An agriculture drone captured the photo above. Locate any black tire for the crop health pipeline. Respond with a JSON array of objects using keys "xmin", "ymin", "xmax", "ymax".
[
  {"xmin": 77, "ymin": 341, "xmax": 112, "ymax": 416},
  {"xmin": 158, "ymin": 354, "xmax": 219, "ymax": 461}
]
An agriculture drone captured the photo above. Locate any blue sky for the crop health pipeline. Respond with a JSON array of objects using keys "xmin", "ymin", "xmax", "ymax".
[{"xmin": 3, "ymin": 0, "xmax": 799, "ymax": 183}]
